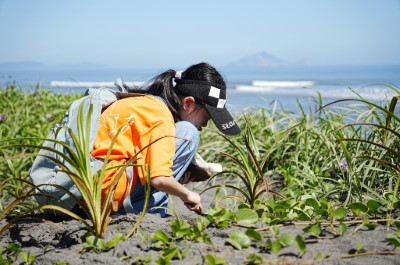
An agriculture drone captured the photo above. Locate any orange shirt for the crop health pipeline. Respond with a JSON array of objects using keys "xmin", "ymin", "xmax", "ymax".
[{"xmin": 91, "ymin": 95, "xmax": 176, "ymax": 209}]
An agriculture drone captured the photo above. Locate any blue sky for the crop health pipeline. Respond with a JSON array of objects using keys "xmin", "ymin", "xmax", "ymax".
[{"xmin": 0, "ymin": 0, "xmax": 399, "ymax": 69}]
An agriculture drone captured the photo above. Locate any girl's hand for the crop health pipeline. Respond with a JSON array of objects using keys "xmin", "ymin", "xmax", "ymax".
[{"xmin": 182, "ymin": 191, "xmax": 203, "ymax": 215}]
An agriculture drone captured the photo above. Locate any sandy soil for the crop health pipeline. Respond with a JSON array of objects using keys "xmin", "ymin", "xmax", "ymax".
[{"xmin": 1, "ymin": 182, "xmax": 399, "ymax": 265}]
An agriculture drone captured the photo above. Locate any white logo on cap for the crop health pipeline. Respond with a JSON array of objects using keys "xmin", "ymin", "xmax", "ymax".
[
  {"xmin": 209, "ymin": 86, "xmax": 226, "ymax": 109},
  {"xmin": 222, "ymin": 120, "xmax": 236, "ymax": 130}
]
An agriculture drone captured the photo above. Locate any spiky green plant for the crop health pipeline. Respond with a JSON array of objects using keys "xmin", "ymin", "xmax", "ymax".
[
  {"xmin": 201, "ymin": 116, "xmax": 285, "ymax": 208},
  {"xmin": 0, "ymin": 100, "xmax": 160, "ymax": 239}
]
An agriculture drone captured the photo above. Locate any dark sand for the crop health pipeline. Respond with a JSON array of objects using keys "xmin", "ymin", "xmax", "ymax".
[{"xmin": 1, "ymin": 182, "xmax": 399, "ymax": 265}]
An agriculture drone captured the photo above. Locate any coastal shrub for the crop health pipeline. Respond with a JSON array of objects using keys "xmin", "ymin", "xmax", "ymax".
[
  {"xmin": 200, "ymin": 86, "xmax": 400, "ymax": 212},
  {"xmin": 0, "ymin": 85, "xmax": 80, "ymax": 211}
]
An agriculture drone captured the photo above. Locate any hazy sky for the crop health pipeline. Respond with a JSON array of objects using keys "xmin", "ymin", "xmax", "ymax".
[{"xmin": 1, "ymin": 0, "xmax": 399, "ymax": 68}]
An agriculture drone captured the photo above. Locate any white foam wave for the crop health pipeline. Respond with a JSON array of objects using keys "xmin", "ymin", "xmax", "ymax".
[
  {"xmin": 236, "ymin": 82, "xmax": 397, "ymax": 100},
  {"xmin": 252, "ymin": 80, "xmax": 316, "ymax": 87}
]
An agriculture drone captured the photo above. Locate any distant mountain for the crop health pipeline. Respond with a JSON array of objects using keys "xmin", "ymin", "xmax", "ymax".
[
  {"xmin": 0, "ymin": 61, "xmax": 47, "ymax": 71},
  {"xmin": 224, "ymin": 51, "xmax": 287, "ymax": 69}
]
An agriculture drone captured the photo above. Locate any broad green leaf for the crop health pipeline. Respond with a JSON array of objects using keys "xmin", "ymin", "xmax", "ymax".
[
  {"xmin": 105, "ymin": 233, "xmax": 125, "ymax": 248},
  {"xmin": 97, "ymin": 239, "xmax": 107, "ymax": 250},
  {"xmin": 151, "ymin": 230, "xmax": 171, "ymax": 246},
  {"xmin": 394, "ymin": 221, "xmax": 400, "ymax": 230},
  {"xmin": 296, "ymin": 210, "xmax": 312, "ymax": 221},
  {"xmin": 162, "ymin": 248, "xmax": 179, "ymax": 260},
  {"xmin": 84, "ymin": 235, "xmax": 96, "ymax": 248},
  {"xmin": 349, "ymin": 203, "xmax": 368, "ymax": 216},
  {"xmin": 387, "ymin": 234, "xmax": 400, "ymax": 247},
  {"xmin": 195, "ymin": 217, "xmax": 210, "ymax": 232},
  {"xmin": 333, "ymin": 207, "xmax": 346, "ymax": 220},
  {"xmin": 266, "ymin": 239, "xmax": 282, "ymax": 254},
  {"xmin": 362, "ymin": 216, "xmax": 377, "ymax": 230},
  {"xmin": 21, "ymin": 252, "xmax": 36, "ymax": 263},
  {"xmin": 205, "ymin": 254, "xmax": 226, "ymax": 265},
  {"xmin": 133, "ymin": 254, "xmax": 152, "ymax": 264},
  {"xmin": 7, "ymin": 243, "xmax": 22, "ymax": 253},
  {"xmin": 303, "ymin": 222, "xmax": 321, "ymax": 237},
  {"xmin": 339, "ymin": 223, "xmax": 348, "ymax": 235},
  {"xmin": 294, "ymin": 235, "xmax": 307, "ymax": 256},
  {"xmin": 226, "ymin": 230, "xmax": 251, "ymax": 250},
  {"xmin": 245, "ymin": 228, "xmax": 263, "ymax": 241},
  {"xmin": 238, "ymin": 203, "xmax": 251, "ymax": 209},
  {"xmin": 279, "ymin": 233, "xmax": 294, "ymax": 247},
  {"xmin": 235, "ymin": 208, "xmax": 259, "ymax": 227},
  {"xmin": 271, "ymin": 225, "xmax": 280, "ymax": 237},
  {"xmin": 366, "ymin": 199, "xmax": 381, "ymax": 214},
  {"xmin": 155, "ymin": 256, "xmax": 172, "ymax": 265},
  {"xmin": 304, "ymin": 198, "xmax": 320, "ymax": 210},
  {"xmin": 170, "ymin": 219, "xmax": 191, "ymax": 237}
]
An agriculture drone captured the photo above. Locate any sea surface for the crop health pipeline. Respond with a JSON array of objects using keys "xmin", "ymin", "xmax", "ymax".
[{"xmin": 1, "ymin": 65, "xmax": 399, "ymax": 114}]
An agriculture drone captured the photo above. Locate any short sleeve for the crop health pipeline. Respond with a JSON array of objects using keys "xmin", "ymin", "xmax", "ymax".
[{"xmin": 139, "ymin": 119, "xmax": 176, "ymax": 183}]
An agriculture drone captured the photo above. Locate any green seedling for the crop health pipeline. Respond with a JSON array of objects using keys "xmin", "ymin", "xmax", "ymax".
[
  {"xmin": 161, "ymin": 247, "xmax": 187, "ymax": 261},
  {"xmin": 245, "ymin": 253, "xmax": 264, "ymax": 264},
  {"xmin": 154, "ymin": 246, "xmax": 186, "ymax": 265},
  {"xmin": 151, "ymin": 230, "xmax": 172, "ymax": 248},
  {"xmin": 265, "ymin": 226, "xmax": 294, "ymax": 254},
  {"xmin": 204, "ymin": 254, "xmax": 227, "ymax": 265},
  {"xmin": 20, "ymin": 252, "xmax": 36, "ymax": 264},
  {"xmin": 314, "ymin": 251, "xmax": 330, "ymax": 261},
  {"xmin": 82, "ymin": 233, "xmax": 125, "ymax": 253},
  {"xmin": 155, "ymin": 256, "xmax": 172, "ymax": 265},
  {"xmin": 0, "ymin": 243, "xmax": 36, "ymax": 265},
  {"xmin": 205, "ymin": 206, "xmax": 235, "ymax": 228},
  {"xmin": 126, "ymin": 254, "xmax": 152, "ymax": 264},
  {"xmin": 266, "ymin": 238, "xmax": 282, "ymax": 254},
  {"xmin": 259, "ymin": 199, "xmax": 300, "ymax": 225},
  {"xmin": 354, "ymin": 239, "xmax": 367, "ymax": 254},
  {"xmin": 170, "ymin": 218, "xmax": 211, "ymax": 243},
  {"xmin": 190, "ymin": 217, "xmax": 212, "ymax": 243},
  {"xmin": 170, "ymin": 219, "xmax": 192, "ymax": 238},
  {"xmin": 136, "ymin": 255, "xmax": 152, "ymax": 265}
]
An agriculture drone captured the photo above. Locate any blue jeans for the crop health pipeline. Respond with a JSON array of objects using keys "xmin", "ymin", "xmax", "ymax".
[{"xmin": 119, "ymin": 121, "xmax": 199, "ymax": 217}]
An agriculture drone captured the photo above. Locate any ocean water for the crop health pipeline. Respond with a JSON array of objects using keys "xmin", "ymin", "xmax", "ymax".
[{"xmin": 1, "ymin": 65, "xmax": 399, "ymax": 113}]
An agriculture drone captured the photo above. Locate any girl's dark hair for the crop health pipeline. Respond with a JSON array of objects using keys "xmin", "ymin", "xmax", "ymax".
[{"xmin": 127, "ymin": 62, "xmax": 226, "ymax": 121}]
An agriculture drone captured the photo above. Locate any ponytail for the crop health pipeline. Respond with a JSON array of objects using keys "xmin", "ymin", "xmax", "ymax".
[{"xmin": 127, "ymin": 69, "xmax": 182, "ymax": 120}]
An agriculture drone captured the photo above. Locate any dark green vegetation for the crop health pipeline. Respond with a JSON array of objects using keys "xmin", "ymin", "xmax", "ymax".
[{"xmin": 1, "ymin": 84, "xmax": 400, "ymax": 264}]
